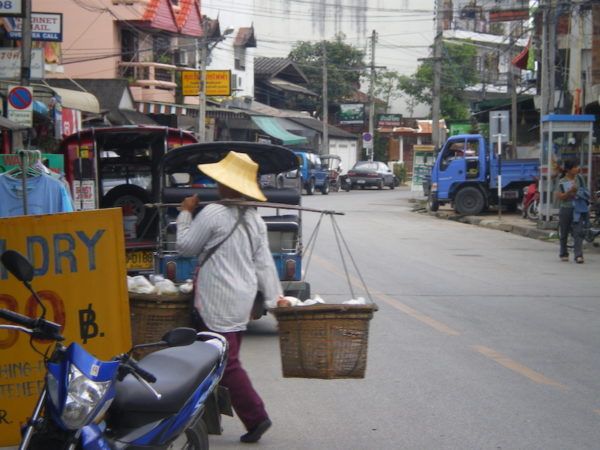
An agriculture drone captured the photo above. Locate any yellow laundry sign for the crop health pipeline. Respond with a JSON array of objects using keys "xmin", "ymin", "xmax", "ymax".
[
  {"xmin": 0, "ymin": 209, "xmax": 131, "ymax": 445},
  {"xmin": 182, "ymin": 70, "xmax": 231, "ymax": 96}
]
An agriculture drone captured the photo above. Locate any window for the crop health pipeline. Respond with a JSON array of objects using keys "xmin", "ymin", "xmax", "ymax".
[{"xmin": 234, "ymin": 46, "xmax": 246, "ymax": 71}]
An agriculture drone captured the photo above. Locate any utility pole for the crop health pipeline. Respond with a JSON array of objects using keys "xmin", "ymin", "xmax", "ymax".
[
  {"xmin": 20, "ymin": 0, "xmax": 32, "ymax": 86},
  {"xmin": 322, "ymin": 42, "xmax": 329, "ymax": 155},
  {"xmin": 431, "ymin": 0, "xmax": 444, "ymax": 154},
  {"xmin": 368, "ymin": 29, "xmax": 377, "ymax": 162},
  {"xmin": 547, "ymin": 0, "xmax": 556, "ymax": 114},
  {"xmin": 510, "ymin": 22, "xmax": 518, "ymax": 154},
  {"xmin": 540, "ymin": 0, "xmax": 548, "ymax": 116},
  {"xmin": 197, "ymin": 26, "xmax": 208, "ymax": 143}
]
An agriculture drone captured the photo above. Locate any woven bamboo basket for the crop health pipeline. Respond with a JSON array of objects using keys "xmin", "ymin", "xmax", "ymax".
[
  {"xmin": 270, "ymin": 304, "xmax": 377, "ymax": 379},
  {"xmin": 129, "ymin": 291, "xmax": 194, "ymax": 357}
]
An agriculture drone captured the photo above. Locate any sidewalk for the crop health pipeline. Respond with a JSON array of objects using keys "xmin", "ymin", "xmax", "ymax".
[
  {"xmin": 410, "ymin": 197, "xmax": 556, "ymax": 241},
  {"xmin": 411, "ymin": 196, "xmax": 600, "ymax": 253}
]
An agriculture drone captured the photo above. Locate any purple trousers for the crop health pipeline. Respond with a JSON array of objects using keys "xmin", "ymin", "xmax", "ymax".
[{"xmin": 197, "ymin": 316, "xmax": 269, "ymax": 431}]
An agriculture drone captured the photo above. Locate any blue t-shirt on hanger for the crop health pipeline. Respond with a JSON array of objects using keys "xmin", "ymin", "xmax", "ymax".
[{"xmin": 0, "ymin": 173, "xmax": 73, "ymax": 217}]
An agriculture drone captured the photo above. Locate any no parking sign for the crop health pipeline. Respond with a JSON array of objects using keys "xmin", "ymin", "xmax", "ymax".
[{"xmin": 7, "ymin": 85, "xmax": 32, "ymax": 127}]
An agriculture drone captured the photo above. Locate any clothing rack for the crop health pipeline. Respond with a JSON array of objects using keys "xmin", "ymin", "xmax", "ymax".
[{"xmin": 16, "ymin": 149, "xmax": 43, "ymax": 216}]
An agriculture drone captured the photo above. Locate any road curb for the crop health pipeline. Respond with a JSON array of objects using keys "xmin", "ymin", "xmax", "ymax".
[{"xmin": 413, "ymin": 199, "xmax": 555, "ymax": 241}]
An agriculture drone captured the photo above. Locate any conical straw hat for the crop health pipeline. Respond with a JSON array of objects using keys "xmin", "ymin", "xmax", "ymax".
[{"xmin": 198, "ymin": 151, "xmax": 266, "ymax": 201}]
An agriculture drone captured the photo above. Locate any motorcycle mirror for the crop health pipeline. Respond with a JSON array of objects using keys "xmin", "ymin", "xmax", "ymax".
[
  {"xmin": 1, "ymin": 250, "xmax": 34, "ymax": 283},
  {"xmin": 161, "ymin": 327, "xmax": 198, "ymax": 347}
]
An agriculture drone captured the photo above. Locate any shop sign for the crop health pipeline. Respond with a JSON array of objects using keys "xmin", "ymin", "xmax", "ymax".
[
  {"xmin": 0, "ymin": 209, "xmax": 131, "ymax": 445},
  {"xmin": 339, "ymin": 104, "xmax": 365, "ymax": 125},
  {"xmin": 61, "ymin": 107, "xmax": 81, "ymax": 138},
  {"xmin": 377, "ymin": 114, "xmax": 402, "ymax": 128},
  {"xmin": 0, "ymin": 0, "xmax": 24, "ymax": 16},
  {"xmin": 0, "ymin": 153, "xmax": 64, "ymax": 174},
  {"xmin": 0, "ymin": 47, "xmax": 44, "ymax": 79},
  {"xmin": 73, "ymin": 180, "xmax": 96, "ymax": 210},
  {"xmin": 182, "ymin": 70, "xmax": 232, "ymax": 96},
  {"xmin": 5, "ymin": 12, "xmax": 63, "ymax": 41}
]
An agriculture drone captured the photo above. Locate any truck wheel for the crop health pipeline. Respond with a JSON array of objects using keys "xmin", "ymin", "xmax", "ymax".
[
  {"xmin": 427, "ymin": 192, "xmax": 439, "ymax": 212},
  {"xmin": 454, "ymin": 186, "xmax": 485, "ymax": 215},
  {"xmin": 320, "ymin": 180, "xmax": 330, "ymax": 195},
  {"xmin": 306, "ymin": 178, "xmax": 315, "ymax": 195}
]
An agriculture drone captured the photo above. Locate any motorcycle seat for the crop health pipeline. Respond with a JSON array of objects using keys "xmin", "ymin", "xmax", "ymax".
[{"xmin": 111, "ymin": 341, "xmax": 221, "ymax": 423}]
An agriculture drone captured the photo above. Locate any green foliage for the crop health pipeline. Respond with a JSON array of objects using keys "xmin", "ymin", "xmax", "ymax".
[
  {"xmin": 288, "ymin": 34, "xmax": 366, "ymax": 116},
  {"xmin": 373, "ymin": 132, "xmax": 388, "ymax": 162},
  {"xmin": 373, "ymin": 70, "xmax": 403, "ymax": 112},
  {"xmin": 397, "ymin": 42, "xmax": 480, "ymax": 120},
  {"xmin": 393, "ymin": 162, "xmax": 407, "ymax": 185}
]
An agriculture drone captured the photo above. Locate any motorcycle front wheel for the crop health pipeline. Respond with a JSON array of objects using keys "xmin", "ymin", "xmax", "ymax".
[
  {"xmin": 168, "ymin": 419, "xmax": 209, "ymax": 450},
  {"xmin": 526, "ymin": 201, "xmax": 539, "ymax": 221}
]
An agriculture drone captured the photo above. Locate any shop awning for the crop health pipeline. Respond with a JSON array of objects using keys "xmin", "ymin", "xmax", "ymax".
[
  {"xmin": 251, "ymin": 116, "xmax": 307, "ymax": 145},
  {"xmin": 0, "ymin": 116, "xmax": 27, "ymax": 130},
  {"xmin": 50, "ymin": 87, "xmax": 100, "ymax": 114}
]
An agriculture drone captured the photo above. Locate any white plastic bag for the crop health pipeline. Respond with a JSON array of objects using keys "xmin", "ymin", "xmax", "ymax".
[
  {"xmin": 155, "ymin": 279, "xmax": 178, "ymax": 295},
  {"xmin": 129, "ymin": 275, "xmax": 156, "ymax": 294}
]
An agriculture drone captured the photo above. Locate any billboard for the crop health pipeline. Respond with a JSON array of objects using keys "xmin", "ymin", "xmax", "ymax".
[
  {"xmin": 339, "ymin": 103, "xmax": 365, "ymax": 125},
  {"xmin": 488, "ymin": 0, "xmax": 529, "ymax": 22},
  {"xmin": 182, "ymin": 70, "xmax": 232, "ymax": 96}
]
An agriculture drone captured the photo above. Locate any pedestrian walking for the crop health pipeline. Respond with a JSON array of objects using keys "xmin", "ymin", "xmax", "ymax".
[
  {"xmin": 555, "ymin": 159, "xmax": 589, "ymax": 263},
  {"xmin": 176, "ymin": 151, "xmax": 283, "ymax": 443}
]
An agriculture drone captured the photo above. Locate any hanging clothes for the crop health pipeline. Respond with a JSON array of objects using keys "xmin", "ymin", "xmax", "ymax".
[{"xmin": 0, "ymin": 172, "xmax": 73, "ymax": 217}]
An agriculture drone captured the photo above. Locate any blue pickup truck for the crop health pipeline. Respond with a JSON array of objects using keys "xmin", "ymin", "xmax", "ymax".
[{"xmin": 428, "ymin": 134, "xmax": 539, "ymax": 215}]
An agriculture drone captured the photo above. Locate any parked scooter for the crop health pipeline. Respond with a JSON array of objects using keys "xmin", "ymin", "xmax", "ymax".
[
  {"xmin": 0, "ymin": 249, "xmax": 228, "ymax": 450},
  {"xmin": 520, "ymin": 180, "xmax": 540, "ymax": 221}
]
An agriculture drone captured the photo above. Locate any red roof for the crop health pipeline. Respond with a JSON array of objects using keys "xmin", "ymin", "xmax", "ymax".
[{"xmin": 143, "ymin": 0, "xmax": 204, "ymax": 36}]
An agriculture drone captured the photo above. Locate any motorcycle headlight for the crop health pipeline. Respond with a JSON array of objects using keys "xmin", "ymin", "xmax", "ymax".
[{"xmin": 60, "ymin": 365, "xmax": 112, "ymax": 430}]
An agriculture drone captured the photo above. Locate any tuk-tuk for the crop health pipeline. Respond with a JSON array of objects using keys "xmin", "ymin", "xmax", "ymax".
[
  {"xmin": 155, "ymin": 142, "xmax": 310, "ymax": 300},
  {"xmin": 60, "ymin": 126, "xmax": 197, "ymax": 273},
  {"xmin": 320, "ymin": 154, "xmax": 343, "ymax": 192}
]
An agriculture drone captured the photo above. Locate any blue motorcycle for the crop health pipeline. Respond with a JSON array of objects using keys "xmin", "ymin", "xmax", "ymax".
[{"xmin": 0, "ymin": 250, "xmax": 229, "ymax": 450}]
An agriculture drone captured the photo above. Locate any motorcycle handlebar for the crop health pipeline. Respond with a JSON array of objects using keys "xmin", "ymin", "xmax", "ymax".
[
  {"xmin": 127, "ymin": 358, "xmax": 157, "ymax": 384},
  {"xmin": 0, "ymin": 308, "xmax": 37, "ymax": 329},
  {"xmin": 0, "ymin": 309, "xmax": 63, "ymax": 341}
]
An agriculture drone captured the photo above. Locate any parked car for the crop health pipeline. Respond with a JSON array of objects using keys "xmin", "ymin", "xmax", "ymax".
[
  {"xmin": 294, "ymin": 151, "xmax": 330, "ymax": 195},
  {"xmin": 345, "ymin": 161, "xmax": 396, "ymax": 190}
]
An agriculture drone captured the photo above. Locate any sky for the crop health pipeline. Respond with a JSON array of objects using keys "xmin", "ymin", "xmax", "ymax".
[{"xmin": 202, "ymin": 0, "xmax": 435, "ymax": 116}]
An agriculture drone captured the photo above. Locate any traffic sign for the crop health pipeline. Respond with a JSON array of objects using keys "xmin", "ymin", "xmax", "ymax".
[
  {"xmin": 8, "ymin": 85, "xmax": 32, "ymax": 109},
  {"xmin": 7, "ymin": 85, "xmax": 33, "ymax": 127},
  {"xmin": 362, "ymin": 132, "xmax": 373, "ymax": 149}
]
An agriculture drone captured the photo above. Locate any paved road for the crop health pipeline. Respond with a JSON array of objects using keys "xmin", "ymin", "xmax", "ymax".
[{"xmin": 210, "ymin": 187, "xmax": 600, "ymax": 450}]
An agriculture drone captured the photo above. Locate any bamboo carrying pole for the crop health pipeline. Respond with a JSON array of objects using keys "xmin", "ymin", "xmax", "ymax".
[{"xmin": 145, "ymin": 199, "xmax": 345, "ymax": 216}]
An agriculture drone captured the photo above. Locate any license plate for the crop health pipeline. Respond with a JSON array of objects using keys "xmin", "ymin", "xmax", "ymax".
[
  {"xmin": 126, "ymin": 250, "xmax": 154, "ymax": 271},
  {"xmin": 357, "ymin": 180, "xmax": 365, "ymax": 184},
  {"xmin": 502, "ymin": 190, "xmax": 518, "ymax": 199}
]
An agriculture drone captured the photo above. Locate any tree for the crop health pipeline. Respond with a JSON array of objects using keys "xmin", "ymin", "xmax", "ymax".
[
  {"xmin": 288, "ymin": 33, "xmax": 366, "ymax": 116},
  {"xmin": 372, "ymin": 70, "xmax": 403, "ymax": 113},
  {"xmin": 397, "ymin": 42, "xmax": 479, "ymax": 120}
]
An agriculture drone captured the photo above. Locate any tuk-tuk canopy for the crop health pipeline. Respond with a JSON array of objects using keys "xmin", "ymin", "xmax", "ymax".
[{"xmin": 160, "ymin": 142, "xmax": 298, "ymax": 175}]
